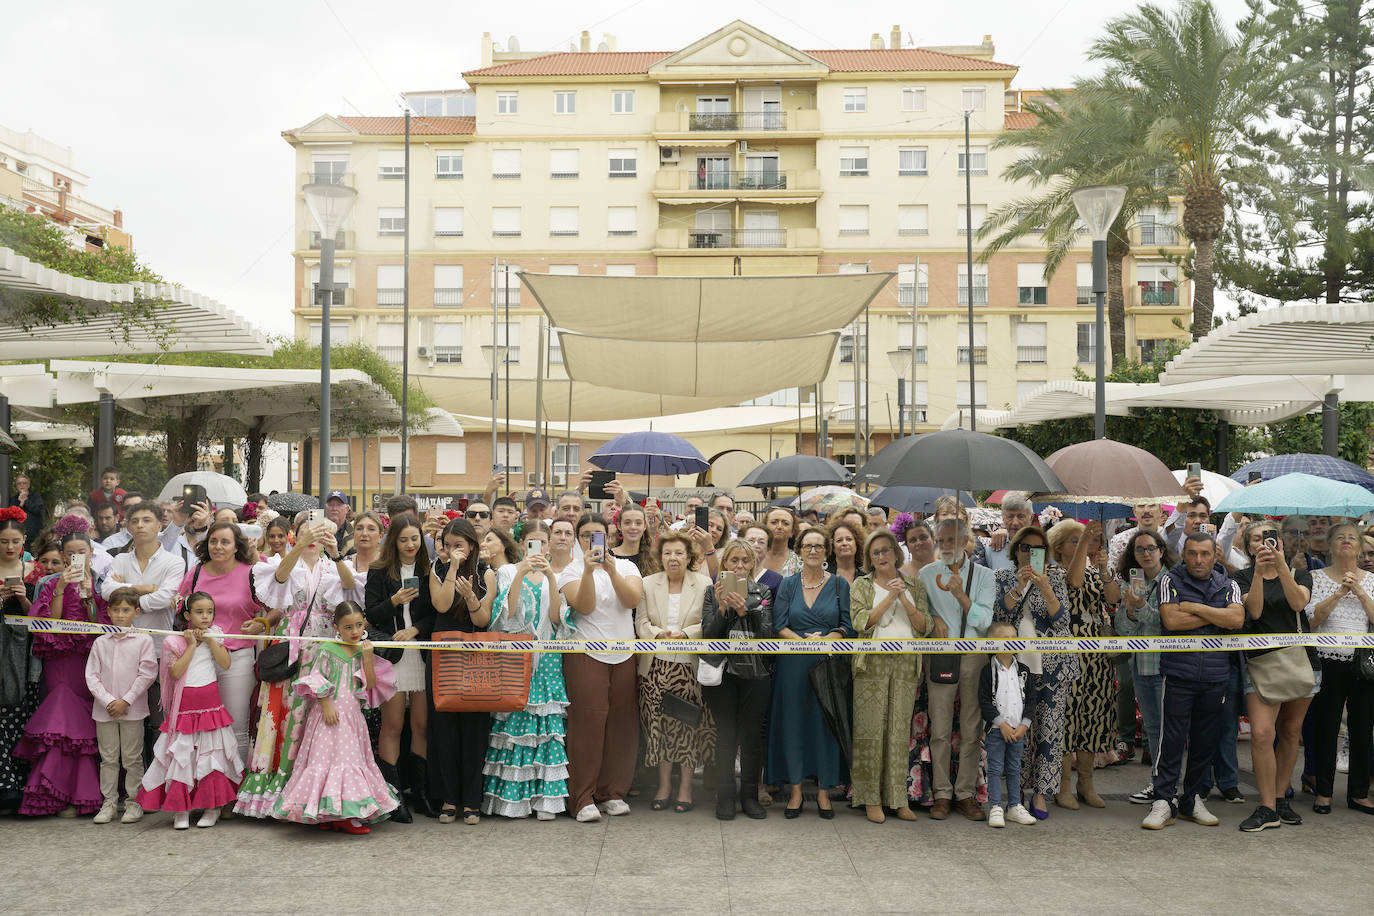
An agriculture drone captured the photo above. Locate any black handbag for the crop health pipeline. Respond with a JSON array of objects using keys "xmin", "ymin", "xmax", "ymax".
[
  {"xmin": 659, "ymin": 691, "xmax": 703, "ymax": 727},
  {"xmin": 254, "ymin": 568, "xmax": 320, "ymax": 684},
  {"xmin": 1356, "ymin": 623, "xmax": 1374, "ymax": 682},
  {"xmin": 928, "ymin": 562, "xmax": 973, "ymax": 685},
  {"xmin": 365, "ymin": 618, "xmax": 405, "ymax": 664}
]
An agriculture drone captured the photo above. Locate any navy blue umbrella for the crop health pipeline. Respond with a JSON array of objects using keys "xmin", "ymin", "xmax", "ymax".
[
  {"xmin": 869, "ymin": 486, "xmax": 974, "ymax": 515},
  {"xmin": 738, "ymin": 455, "xmax": 850, "ymax": 489},
  {"xmin": 1231, "ymin": 453, "xmax": 1374, "ymax": 492},
  {"xmin": 589, "ymin": 432, "xmax": 709, "ymax": 492}
]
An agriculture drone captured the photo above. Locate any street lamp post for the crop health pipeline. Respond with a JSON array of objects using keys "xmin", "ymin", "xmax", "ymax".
[
  {"xmin": 888, "ymin": 349, "xmax": 912, "ymax": 438},
  {"xmin": 303, "ymin": 181, "xmax": 358, "ymax": 508},
  {"xmin": 481, "ymin": 343, "xmax": 509, "ymax": 478},
  {"xmin": 1071, "ymin": 185, "xmax": 1127, "ymax": 439}
]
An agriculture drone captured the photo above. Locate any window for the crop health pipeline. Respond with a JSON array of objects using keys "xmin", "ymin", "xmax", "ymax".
[
  {"xmin": 1017, "ymin": 263, "xmax": 1048, "ymax": 305},
  {"xmin": 956, "ymin": 204, "xmax": 987, "ymax": 234},
  {"xmin": 491, "ymin": 149, "xmax": 521, "ymax": 179},
  {"xmin": 956, "ymin": 380, "xmax": 988, "ymax": 409},
  {"xmin": 897, "ymin": 263, "xmax": 929, "ymax": 307},
  {"xmin": 496, "ymin": 321, "xmax": 521, "ymax": 363},
  {"xmin": 907, "ymin": 381, "xmax": 929, "ymax": 420},
  {"xmin": 1137, "ymin": 264, "xmax": 1178, "ymax": 305},
  {"xmin": 957, "ymin": 322, "xmax": 988, "ymax": 364},
  {"xmin": 837, "ymin": 380, "xmax": 869, "ymax": 406},
  {"xmin": 896, "ymin": 319, "xmax": 928, "ymax": 365},
  {"xmin": 838, "ymin": 205, "xmax": 869, "ymax": 236},
  {"xmin": 496, "ymin": 92, "xmax": 518, "ymax": 114},
  {"xmin": 1016, "ymin": 322, "xmax": 1048, "ymax": 363},
  {"xmin": 554, "ymin": 91, "xmax": 576, "ymax": 115},
  {"xmin": 377, "ymin": 148, "xmax": 405, "ymax": 179},
  {"xmin": 957, "ymin": 145, "xmax": 988, "ymax": 175},
  {"xmin": 605, "ymin": 264, "xmax": 636, "ymax": 276},
  {"xmin": 549, "ymin": 206, "xmax": 579, "ymax": 237},
  {"xmin": 551, "ymin": 444, "xmax": 579, "ymax": 478},
  {"xmin": 434, "ymin": 207, "xmax": 463, "ymax": 237},
  {"xmin": 549, "ymin": 148, "xmax": 579, "ymax": 179},
  {"xmin": 434, "ymin": 265, "xmax": 463, "ymax": 307},
  {"xmin": 435, "ymin": 441, "xmax": 467, "ymax": 474},
  {"xmin": 608, "ymin": 148, "xmax": 636, "ymax": 178},
  {"xmin": 307, "ymin": 321, "xmax": 350, "ymax": 346},
  {"xmin": 1139, "ymin": 338, "xmax": 1169, "ymax": 364},
  {"xmin": 309, "ymin": 263, "xmax": 350, "ymax": 305},
  {"xmin": 548, "ymin": 265, "xmax": 578, "ymax": 276},
  {"xmin": 1077, "ymin": 263, "xmax": 1093, "ymax": 304},
  {"xmin": 377, "ymin": 323, "xmax": 404, "ymax": 364},
  {"xmin": 839, "ymin": 146, "xmax": 869, "ymax": 177},
  {"xmin": 310, "ymin": 152, "xmax": 349, "ymax": 185},
  {"xmin": 433, "ymin": 323, "xmax": 462, "ymax": 364},
  {"xmin": 1137, "ymin": 208, "xmax": 1178, "ymax": 245},
  {"xmin": 494, "ymin": 266, "xmax": 520, "ymax": 307},
  {"xmin": 898, "ymin": 205, "xmax": 928, "ymax": 236},
  {"xmin": 435, "ymin": 150, "xmax": 463, "ymax": 178},
  {"xmin": 493, "ymin": 442, "xmax": 525, "ymax": 475},
  {"xmin": 547, "ymin": 325, "xmax": 563, "ymax": 365},
  {"xmin": 1077, "ymin": 322, "xmax": 1098, "ymax": 363},
  {"xmin": 607, "ymin": 206, "xmax": 637, "ymax": 237},
  {"xmin": 377, "ymin": 207, "xmax": 405, "ymax": 235},
  {"xmin": 376, "ymin": 265, "xmax": 405, "ymax": 306},
  {"xmin": 491, "ymin": 207, "xmax": 521, "ymax": 237},
  {"xmin": 843, "ymin": 88, "xmax": 867, "ymax": 112},
  {"xmin": 961, "ymin": 86, "xmax": 986, "ymax": 111},
  {"xmin": 901, "ymin": 86, "xmax": 927, "ymax": 111},
  {"xmin": 958, "ymin": 264, "xmax": 989, "ymax": 305},
  {"xmin": 898, "ymin": 147, "xmax": 928, "ymax": 176},
  {"xmin": 612, "ymin": 90, "xmax": 635, "ymax": 114},
  {"xmin": 329, "ymin": 441, "xmax": 349, "ymax": 475},
  {"xmin": 380, "ymin": 441, "xmax": 407, "ymax": 474}
]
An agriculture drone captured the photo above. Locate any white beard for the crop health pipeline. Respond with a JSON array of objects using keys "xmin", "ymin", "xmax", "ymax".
[{"xmin": 940, "ymin": 550, "xmax": 963, "ymax": 567}]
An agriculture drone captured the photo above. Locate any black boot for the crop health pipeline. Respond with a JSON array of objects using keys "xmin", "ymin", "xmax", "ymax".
[
  {"xmin": 740, "ymin": 784, "xmax": 766, "ymax": 820},
  {"xmin": 379, "ymin": 761, "xmax": 412, "ymax": 824},
  {"xmin": 407, "ymin": 754, "xmax": 439, "ymax": 819}
]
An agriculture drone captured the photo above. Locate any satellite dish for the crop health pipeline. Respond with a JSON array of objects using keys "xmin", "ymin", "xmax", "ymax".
[{"xmin": 507, "ymin": 35, "xmax": 520, "ymax": 51}]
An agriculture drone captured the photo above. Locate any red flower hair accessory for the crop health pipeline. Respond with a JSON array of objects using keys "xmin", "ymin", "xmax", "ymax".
[{"xmin": 0, "ymin": 506, "xmax": 26, "ymax": 524}]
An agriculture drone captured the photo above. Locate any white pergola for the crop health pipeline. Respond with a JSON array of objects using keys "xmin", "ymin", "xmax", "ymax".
[{"xmin": 0, "ymin": 245, "xmax": 272, "ymax": 358}]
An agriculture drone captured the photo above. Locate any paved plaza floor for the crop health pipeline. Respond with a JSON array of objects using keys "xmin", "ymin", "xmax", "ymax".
[{"xmin": 5, "ymin": 740, "xmax": 1368, "ymax": 914}]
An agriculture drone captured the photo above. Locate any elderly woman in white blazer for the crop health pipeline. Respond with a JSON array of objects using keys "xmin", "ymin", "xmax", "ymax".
[{"xmin": 636, "ymin": 531, "xmax": 718, "ymax": 812}]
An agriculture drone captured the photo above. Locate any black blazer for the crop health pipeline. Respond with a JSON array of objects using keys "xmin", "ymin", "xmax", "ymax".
[
  {"xmin": 9, "ymin": 492, "xmax": 44, "ymax": 547},
  {"xmin": 365, "ymin": 566, "xmax": 437, "ymax": 640},
  {"xmin": 429, "ymin": 559, "xmax": 491, "ymax": 635}
]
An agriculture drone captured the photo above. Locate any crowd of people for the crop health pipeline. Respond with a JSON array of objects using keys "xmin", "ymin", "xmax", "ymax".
[{"xmin": 3, "ymin": 465, "xmax": 1374, "ymax": 836}]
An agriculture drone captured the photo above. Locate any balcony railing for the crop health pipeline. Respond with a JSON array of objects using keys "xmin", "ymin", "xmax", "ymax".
[
  {"xmin": 1139, "ymin": 224, "xmax": 1179, "ymax": 246},
  {"xmin": 377, "ymin": 346, "xmax": 404, "ymax": 364},
  {"xmin": 1017, "ymin": 345, "xmax": 1048, "ymax": 364},
  {"xmin": 305, "ymin": 170, "xmax": 353, "ymax": 187},
  {"xmin": 689, "ymin": 110, "xmax": 785, "ymax": 131},
  {"xmin": 434, "ymin": 288, "xmax": 463, "ymax": 307},
  {"xmin": 693, "ymin": 169, "xmax": 788, "ymax": 190},
  {"xmin": 494, "ymin": 289, "xmax": 520, "ymax": 307},
  {"xmin": 897, "ymin": 286, "xmax": 930, "ymax": 306},
  {"xmin": 1077, "ymin": 285, "xmax": 1093, "ymax": 305},
  {"xmin": 957, "ymin": 286, "xmax": 989, "ymax": 306},
  {"xmin": 377, "ymin": 288, "xmax": 405, "ymax": 307},
  {"xmin": 957, "ymin": 347, "xmax": 988, "ymax": 365},
  {"xmin": 1135, "ymin": 284, "xmax": 1178, "ymax": 306},
  {"xmin": 688, "ymin": 228, "xmax": 786, "ymax": 249},
  {"xmin": 311, "ymin": 284, "xmax": 347, "ymax": 307},
  {"xmin": 433, "ymin": 346, "xmax": 462, "ymax": 364},
  {"xmin": 833, "ymin": 406, "xmax": 927, "ymax": 424}
]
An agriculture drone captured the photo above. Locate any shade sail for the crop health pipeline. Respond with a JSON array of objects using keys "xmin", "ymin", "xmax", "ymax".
[
  {"xmin": 558, "ymin": 332, "xmax": 838, "ymax": 398},
  {"xmin": 1161, "ymin": 303, "xmax": 1374, "ymax": 382},
  {"xmin": 414, "ymin": 372, "xmax": 748, "ymax": 423},
  {"xmin": 450, "ymin": 404, "xmax": 809, "ymax": 435},
  {"xmin": 520, "ymin": 272, "xmax": 893, "ymax": 343}
]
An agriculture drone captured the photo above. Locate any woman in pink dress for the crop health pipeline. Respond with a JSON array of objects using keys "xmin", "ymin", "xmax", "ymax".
[{"xmin": 272, "ymin": 602, "xmax": 399, "ymax": 834}]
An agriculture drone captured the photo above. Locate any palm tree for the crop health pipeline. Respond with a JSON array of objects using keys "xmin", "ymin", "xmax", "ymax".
[
  {"xmin": 980, "ymin": 77, "xmax": 1172, "ymax": 363},
  {"xmin": 1091, "ymin": 0, "xmax": 1280, "ymax": 338}
]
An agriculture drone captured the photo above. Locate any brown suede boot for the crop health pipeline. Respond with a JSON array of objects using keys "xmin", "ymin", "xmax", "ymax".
[
  {"xmin": 1054, "ymin": 755, "xmax": 1079, "ymax": 809},
  {"xmin": 1076, "ymin": 751, "xmax": 1106, "ymax": 807}
]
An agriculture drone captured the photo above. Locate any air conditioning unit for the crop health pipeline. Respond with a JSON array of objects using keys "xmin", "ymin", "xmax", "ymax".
[
  {"xmin": 526, "ymin": 472, "xmax": 542, "ymax": 486},
  {"xmin": 660, "ymin": 147, "xmax": 680, "ymax": 164},
  {"xmin": 550, "ymin": 473, "xmax": 565, "ymax": 487},
  {"xmin": 416, "ymin": 345, "xmax": 430, "ymax": 357}
]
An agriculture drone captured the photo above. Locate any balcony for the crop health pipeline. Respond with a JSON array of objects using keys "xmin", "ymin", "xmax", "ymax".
[
  {"xmin": 690, "ymin": 111, "xmax": 785, "ymax": 131},
  {"xmin": 654, "ymin": 108, "xmax": 821, "ymax": 137},
  {"xmin": 308, "ymin": 284, "xmax": 351, "ymax": 307},
  {"xmin": 434, "ymin": 288, "xmax": 463, "ymax": 307},
  {"xmin": 433, "ymin": 346, "xmax": 462, "ymax": 364},
  {"xmin": 1137, "ymin": 224, "xmax": 1180, "ymax": 246},
  {"xmin": 1017, "ymin": 346, "xmax": 1048, "ymax": 364},
  {"xmin": 1077, "ymin": 285, "xmax": 1093, "ymax": 305},
  {"xmin": 1134, "ymin": 284, "xmax": 1179, "ymax": 306},
  {"xmin": 957, "ymin": 286, "xmax": 989, "ymax": 306},
  {"xmin": 378, "ymin": 288, "xmax": 405, "ymax": 307},
  {"xmin": 656, "ymin": 227, "xmax": 819, "ymax": 252},
  {"xmin": 653, "ymin": 168, "xmax": 821, "ymax": 198},
  {"xmin": 377, "ymin": 346, "xmax": 404, "ymax": 364},
  {"xmin": 897, "ymin": 286, "xmax": 930, "ymax": 307},
  {"xmin": 299, "ymin": 170, "xmax": 355, "ymax": 189},
  {"xmin": 688, "ymin": 228, "xmax": 782, "ymax": 249},
  {"xmin": 833, "ymin": 406, "xmax": 927, "ymax": 424},
  {"xmin": 301, "ymin": 230, "xmax": 354, "ymax": 251},
  {"xmin": 494, "ymin": 289, "xmax": 521, "ymax": 307},
  {"xmin": 957, "ymin": 347, "xmax": 988, "ymax": 365}
]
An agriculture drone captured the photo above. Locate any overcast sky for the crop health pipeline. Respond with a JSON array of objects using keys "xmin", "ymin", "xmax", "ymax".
[{"xmin": 5, "ymin": 0, "xmax": 1253, "ymax": 336}]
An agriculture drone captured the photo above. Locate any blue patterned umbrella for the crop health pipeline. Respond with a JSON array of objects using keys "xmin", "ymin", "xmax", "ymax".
[
  {"xmin": 1231, "ymin": 453, "xmax": 1374, "ymax": 491},
  {"xmin": 588, "ymin": 431, "xmax": 709, "ymax": 477}
]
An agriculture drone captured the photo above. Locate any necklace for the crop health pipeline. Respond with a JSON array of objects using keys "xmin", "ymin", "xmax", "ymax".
[{"xmin": 801, "ymin": 571, "xmax": 828, "ymax": 589}]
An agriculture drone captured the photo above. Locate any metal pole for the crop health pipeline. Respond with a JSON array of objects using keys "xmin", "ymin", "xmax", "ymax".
[
  {"xmin": 361, "ymin": 435, "xmax": 368, "ymax": 512},
  {"xmin": 535, "ymin": 316, "xmax": 546, "ymax": 485},
  {"xmin": 1215, "ymin": 418, "xmax": 1230, "ymax": 472},
  {"xmin": 1093, "ymin": 238, "xmax": 1108, "ymax": 439},
  {"xmin": 491, "ymin": 259, "xmax": 499, "ymax": 475},
  {"xmin": 813, "ymin": 383, "xmax": 820, "ymax": 456},
  {"xmin": 223, "ymin": 438, "xmax": 234, "ymax": 481},
  {"xmin": 963, "ymin": 111, "xmax": 978, "ymax": 433},
  {"xmin": 303, "ymin": 438, "xmax": 313, "ymax": 496},
  {"xmin": 0, "ymin": 394, "xmax": 10, "ymax": 500},
  {"xmin": 911, "ymin": 256, "xmax": 919, "ymax": 434},
  {"xmin": 1322, "ymin": 392, "xmax": 1339, "ymax": 456},
  {"xmin": 897, "ymin": 379, "xmax": 905, "ymax": 438},
  {"xmin": 863, "ymin": 301, "xmax": 871, "ymax": 462},
  {"xmin": 851, "ymin": 318, "xmax": 860, "ymax": 465},
  {"xmin": 503, "ymin": 263, "xmax": 511, "ymax": 476},
  {"xmin": 96, "ymin": 392, "xmax": 115, "ymax": 489},
  {"xmin": 318, "ymin": 235, "xmax": 334, "ymax": 506},
  {"xmin": 399, "ymin": 109, "xmax": 411, "ymax": 493},
  {"xmin": 797, "ymin": 388, "xmax": 802, "ymax": 455}
]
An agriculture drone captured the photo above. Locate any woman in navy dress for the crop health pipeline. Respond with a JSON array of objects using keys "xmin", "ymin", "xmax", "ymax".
[{"xmin": 767, "ymin": 526, "xmax": 852, "ymax": 818}]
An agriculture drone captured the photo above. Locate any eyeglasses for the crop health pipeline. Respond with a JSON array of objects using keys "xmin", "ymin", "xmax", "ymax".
[
  {"xmin": 870, "ymin": 547, "xmax": 894, "ymax": 558},
  {"xmin": 800, "ymin": 543, "xmax": 826, "ymax": 552},
  {"xmin": 465, "ymin": 511, "xmax": 490, "ymax": 519},
  {"xmin": 1134, "ymin": 544, "xmax": 1160, "ymax": 553}
]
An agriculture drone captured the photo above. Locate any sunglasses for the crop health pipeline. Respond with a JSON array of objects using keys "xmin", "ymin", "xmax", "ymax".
[{"xmin": 465, "ymin": 511, "xmax": 490, "ymax": 519}]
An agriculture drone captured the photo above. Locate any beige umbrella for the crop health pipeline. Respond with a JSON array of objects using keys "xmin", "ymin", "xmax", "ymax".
[{"xmin": 1034, "ymin": 439, "xmax": 1186, "ymax": 505}]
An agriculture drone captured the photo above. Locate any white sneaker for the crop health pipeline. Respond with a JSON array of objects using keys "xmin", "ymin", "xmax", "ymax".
[
  {"xmin": 93, "ymin": 802, "xmax": 117, "ymax": 824},
  {"xmin": 598, "ymin": 799, "xmax": 631, "ymax": 816},
  {"xmin": 1180, "ymin": 797, "xmax": 1219, "ymax": 826},
  {"xmin": 987, "ymin": 805, "xmax": 1005, "ymax": 828},
  {"xmin": 536, "ymin": 811, "xmax": 556, "ymax": 821},
  {"xmin": 575, "ymin": 804, "xmax": 602, "ymax": 823},
  {"xmin": 196, "ymin": 808, "xmax": 221, "ymax": 828},
  {"xmin": 1337, "ymin": 748, "xmax": 1350, "ymax": 774},
  {"xmin": 1142, "ymin": 799, "xmax": 1175, "ymax": 830},
  {"xmin": 172, "ymin": 812, "xmax": 191, "ymax": 830},
  {"xmin": 121, "ymin": 802, "xmax": 144, "ymax": 824},
  {"xmin": 1005, "ymin": 804, "xmax": 1037, "ymax": 826}
]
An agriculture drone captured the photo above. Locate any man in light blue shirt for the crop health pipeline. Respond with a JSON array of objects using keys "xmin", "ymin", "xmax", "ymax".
[{"xmin": 919, "ymin": 516, "xmax": 996, "ymax": 821}]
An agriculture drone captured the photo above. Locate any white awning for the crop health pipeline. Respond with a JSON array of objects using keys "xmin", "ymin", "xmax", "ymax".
[
  {"xmin": 741, "ymin": 197, "xmax": 819, "ymax": 204},
  {"xmin": 452, "ymin": 404, "xmax": 810, "ymax": 436},
  {"xmin": 0, "ymin": 246, "xmax": 272, "ymax": 358},
  {"xmin": 1161, "ymin": 302, "xmax": 1374, "ymax": 382}
]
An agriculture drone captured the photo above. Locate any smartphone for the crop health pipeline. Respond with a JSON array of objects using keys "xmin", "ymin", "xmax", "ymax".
[
  {"xmin": 525, "ymin": 539, "xmax": 542, "ymax": 557},
  {"xmin": 401, "ymin": 576, "xmax": 420, "ymax": 591},
  {"xmin": 1248, "ymin": 471, "xmax": 1263, "ymax": 484},
  {"xmin": 308, "ymin": 508, "xmax": 326, "ymax": 525},
  {"xmin": 724, "ymin": 571, "xmax": 747, "ymax": 601},
  {"xmin": 68, "ymin": 555, "xmax": 84, "ymax": 573},
  {"xmin": 182, "ymin": 483, "xmax": 208, "ymax": 507},
  {"xmin": 588, "ymin": 470, "xmax": 615, "ymax": 501},
  {"xmin": 1129, "ymin": 567, "xmax": 1144, "ymax": 595},
  {"xmin": 1263, "ymin": 537, "xmax": 1278, "ymax": 550},
  {"xmin": 4, "ymin": 576, "xmax": 20, "ymax": 595},
  {"xmin": 1028, "ymin": 547, "xmax": 1045, "ymax": 575},
  {"xmin": 1187, "ymin": 462, "xmax": 1201, "ymax": 480},
  {"xmin": 590, "ymin": 531, "xmax": 606, "ymax": 559},
  {"xmin": 694, "ymin": 506, "xmax": 709, "ymax": 530},
  {"xmin": 1200, "ymin": 523, "xmax": 1215, "ymax": 535}
]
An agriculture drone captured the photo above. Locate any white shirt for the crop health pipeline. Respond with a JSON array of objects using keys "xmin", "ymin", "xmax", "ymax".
[
  {"xmin": 557, "ymin": 558, "xmax": 642, "ymax": 665},
  {"xmin": 990, "ymin": 658, "xmax": 1024, "ymax": 727},
  {"xmin": 99, "ymin": 530, "xmax": 132, "ymax": 551},
  {"xmin": 98, "ymin": 545, "xmax": 186, "ymax": 652},
  {"xmin": 183, "ymin": 628, "xmax": 223, "ymax": 687},
  {"xmin": 1306, "ymin": 568, "xmax": 1374, "ymax": 660},
  {"xmin": 871, "ymin": 582, "xmax": 915, "ymax": 640},
  {"xmin": 665, "ymin": 592, "xmax": 683, "ymax": 631}
]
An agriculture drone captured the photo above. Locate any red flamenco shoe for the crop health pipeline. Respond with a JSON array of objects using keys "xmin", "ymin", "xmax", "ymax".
[{"xmin": 336, "ymin": 819, "xmax": 371, "ymax": 835}]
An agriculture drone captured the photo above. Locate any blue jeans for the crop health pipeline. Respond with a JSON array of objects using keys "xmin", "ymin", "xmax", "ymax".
[
  {"xmin": 985, "ymin": 726, "xmax": 1024, "ymax": 808},
  {"xmin": 1198, "ymin": 659, "xmax": 1243, "ymax": 793},
  {"xmin": 1133, "ymin": 672, "xmax": 1164, "ymax": 763}
]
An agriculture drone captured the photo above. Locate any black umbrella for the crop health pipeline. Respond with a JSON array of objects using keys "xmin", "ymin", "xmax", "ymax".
[
  {"xmin": 807, "ymin": 655, "xmax": 853, "ymax": 767},
  {"xmin": 738, "ymin": 455, "xmax": 850, "ymax": 489},
  {"xmin": 266, "ymin": 491, "xmax": 319, "ymax": 515},
  {"xmin": 869, "ymin": 486, "xmax": 975, "ymax": 515},
  {"xmin": 854, "ymin": 430, "xmax": 1064, "ymax": 493}
]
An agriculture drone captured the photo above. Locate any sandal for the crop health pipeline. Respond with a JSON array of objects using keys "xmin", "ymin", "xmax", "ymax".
[
  {"xmin": 463, "ymin": 809, "xmax": 480, "ymax": 825},
  {"xmin": 650, "ymin": 797, "xmax": 671, "ymax": 811},
  {"xmin": 438, "ymin": 808, "xmax": 457, "ymax": 824},
  {"xmin": 674, "ymin": 800, "xmax": 694, "ymax": 813}
]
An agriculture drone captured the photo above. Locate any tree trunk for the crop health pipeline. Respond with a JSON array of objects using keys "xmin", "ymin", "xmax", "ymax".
[
  {"xmin": 1106, "ymin": 232, "xmax": 1130, "ymax": 365},
  {"xmin": 1192, "ymin": 236, "xmax": 1216, "ymax": 339},
  {"xmin": 244, "ymin": 419, "xmax": 265, "ymax": 493},
  {"xmin": 164, "ymin": 407, "xmax": 210, "ymax": 476}
]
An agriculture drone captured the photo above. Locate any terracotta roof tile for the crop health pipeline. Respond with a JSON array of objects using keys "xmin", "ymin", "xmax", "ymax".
[
  {"xmin": 1002, "ymin": 111, "xmax": 1038, "ymax": 130},
  {"xmin": 338, "ymin": 116, "xmax": 475, "ymax": 135},
  {"xmin": 806, "ymin": 49, "xmax": 1017, "ymax": 72}
]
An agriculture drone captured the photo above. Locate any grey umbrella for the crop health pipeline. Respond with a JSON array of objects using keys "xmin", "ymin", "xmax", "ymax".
[
  {"xmin": 738, "ymin": 455, "xmax": 850, "ymax": 489},
  {"xmin": 853, "ymin": 429, "xmax": 1064, "ymax": 493},
  {"xmin": 266, "ymin": 492, "xmax": 320, "ymax": 515}
]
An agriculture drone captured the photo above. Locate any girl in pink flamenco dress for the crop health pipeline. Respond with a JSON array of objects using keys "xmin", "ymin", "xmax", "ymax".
[
  {"xmin": 137, "ymin": 592, "xmax": 245, "ymax": 829},
  {"xmin": 271, "ymin": 602, "xmax": 399, "ymax": 834}
]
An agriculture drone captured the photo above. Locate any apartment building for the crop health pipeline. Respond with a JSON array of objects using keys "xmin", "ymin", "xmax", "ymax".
[
  {"xmin": 284, "ymin": 20, "xmax": 1190, "ymax": 497},
  {"xmin": 0, "ymin": 124, "xmax": 131, "ymax": 251}
]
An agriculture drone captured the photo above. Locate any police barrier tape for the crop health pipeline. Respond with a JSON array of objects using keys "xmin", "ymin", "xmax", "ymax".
[{"xmin": 7, "ymin": 614, "xmax": 1374, "ymax": 655}]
